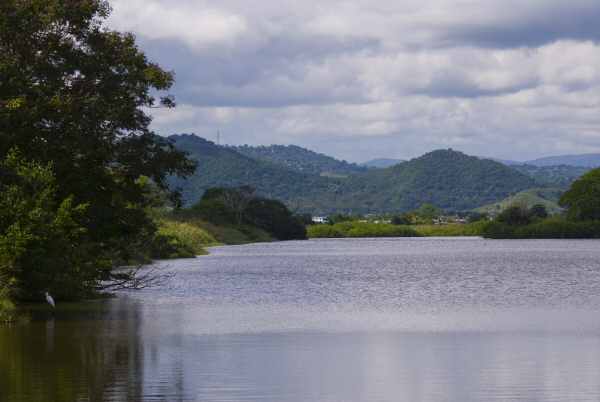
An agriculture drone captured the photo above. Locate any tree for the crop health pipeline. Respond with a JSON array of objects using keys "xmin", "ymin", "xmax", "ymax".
[
  {"xmin": 391, "ymin": 214, "xmax": 412, "ymax": 225},
  {"xmin": 244, "ymin": 198, "xmax": 307, "ymax": 240},
  {"xmin": 218, "ymin": 186, "xmax": 256, "ymax": 225},
  {"xmin": 0, "ymin": 1, "xmax": 196, "ymax": 297},
  {"xmin": 529, "ymin": 204, "xmax": 548, "ymax": 220},
  {"xmin": 496, "ymin": 205, "xmax": 531, "ymax": 226},
  {"xmin": 0, "ymin": 150, "xmax": 98, "ymax": 300},
  {"xmin": 560, "ymin": 168, "xmax": 600, "ymax": 221}
]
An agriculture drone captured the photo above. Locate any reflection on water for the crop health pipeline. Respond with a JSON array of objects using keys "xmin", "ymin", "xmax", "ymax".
[{"xmin": 3, "ymin": 238, "xmax": 600, "ymax": 402}]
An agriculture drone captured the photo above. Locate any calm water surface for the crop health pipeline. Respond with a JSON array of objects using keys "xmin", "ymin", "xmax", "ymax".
[{"xmin": 3, "ymin": 238, "xmax": 600, "ymax": 401}]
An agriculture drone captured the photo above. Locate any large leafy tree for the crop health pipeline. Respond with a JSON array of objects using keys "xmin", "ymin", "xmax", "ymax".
[
  {"xmin": 0, "ymin": 0, "xmax": 196, "ymax": 297},
  {"xmin": 560, "ymin": 168, "xmax": 600, "ymax": 221}
]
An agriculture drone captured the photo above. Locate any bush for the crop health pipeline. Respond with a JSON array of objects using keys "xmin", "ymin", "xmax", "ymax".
[
  {"xmin": 244, "ymin": 198, "xmax": 307, "ymax": 240},
  {"xmin": 560, "ymin": 168, "xmax": 600, "ymax": 221},
  {"xmin": 482, "ymin": 218, "xmax": 600, "ymax": 239},
  {"xmin": 149, "ymin": 220, "xmax": 217, "ymax": 259},
  {"xmin": 307, "ymin": 224, "xmax": 344, "ymax": 238},
  {"xmin": 308, "ymin": 221, "xmax": 420, "ymax": 238},
  {"xmin": 412, "ymin": 222, "xmax": 487, "ymax": 236},
  {"xmin": 496, "ymin": 205, "xmax": 532, "ymax": 226},
  {"xmin": 187, "ymin": 187, "xmax": 307, "ymax": 241}
]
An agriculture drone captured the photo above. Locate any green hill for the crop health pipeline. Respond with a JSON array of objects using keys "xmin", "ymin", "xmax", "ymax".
[
  {"xmin": 475, "ymin": 188, "xmax": 564, "ymax": 215},
  {"xmin": 232, "ymin": 144, "xmax": 366, "ymax": 177},
  {"xmin": 512, "ymin": 164, "xmax": 590, "ymax": 188},
  {"xmin": 170, "ymin": 136, "xmax": 541, "ymax": 214},
  {"xmin": 331, "ymin": 149, "xmax": 539, "ymax": 213},
  {"xmin": 168, "ymin": 134, "xmax": 341, "ymax": 210}
]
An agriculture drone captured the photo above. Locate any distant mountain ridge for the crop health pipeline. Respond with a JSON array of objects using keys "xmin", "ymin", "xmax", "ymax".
[
  {"xmin": 168, "ymin": 134, "xmax": 339, "ymax": 211},
  {"xmin": 232, "ymin": 144, "xmax": 366, "ymax": 177},
  {"xmin": 169, "ymin": 135, "xmax": 541, "ymax": 214},
  {"xmin": 361, "ymin": 158, "xmax": 404, "ymax": 168},
  {"xmin": 332, "ymin": 149, "xmax": 538, "ymax": 213},
  {"xmin": 524, "ymin": 153, "xmax": 600, "ymax": 168}
]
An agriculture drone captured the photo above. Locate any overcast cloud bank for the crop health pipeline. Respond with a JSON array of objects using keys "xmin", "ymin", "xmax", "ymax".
[{"xmin": 109, "ymin": 0, "xmax": 600, "ymax": 162}]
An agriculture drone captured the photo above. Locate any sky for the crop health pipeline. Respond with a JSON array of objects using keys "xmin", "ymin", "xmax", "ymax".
[{"xmin": 108, "ymin": 0, "xmax": 600, "ymax": 163}]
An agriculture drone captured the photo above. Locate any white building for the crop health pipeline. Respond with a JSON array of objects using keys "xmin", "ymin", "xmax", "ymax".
[{"xmin": 312, "ymin": 216, "xmax": 329, "ymax": 224}]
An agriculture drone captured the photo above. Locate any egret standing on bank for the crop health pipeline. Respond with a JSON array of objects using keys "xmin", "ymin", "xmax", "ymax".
[{"xmin": 45, "ymin": 291, "xmax": 55, "ymax": 308}]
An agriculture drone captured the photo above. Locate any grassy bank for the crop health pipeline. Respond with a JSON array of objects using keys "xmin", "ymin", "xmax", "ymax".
[
  {"xmin": 411, "ymin": 221, "xmax": 488, "ymax": 236},
  {"xmin": 307, "ymin": 221, "xmax": 489, "ymax": 238},
  {"xmin": 308, "ymin": 221, "xmax": 421, "ymax": 238},
  {"xmin": 150, "ymin": 216, "xmax": 274, "ymax": 260}
]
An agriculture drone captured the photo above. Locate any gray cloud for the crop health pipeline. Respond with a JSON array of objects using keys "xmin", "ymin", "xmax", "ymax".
[
  {"xmin": 109, "ymin": 0, "xmax": 600, "ymax": 162},
  {"xmin": 439, "ymin": 1, "xmax": 600, "ymax": 49}
]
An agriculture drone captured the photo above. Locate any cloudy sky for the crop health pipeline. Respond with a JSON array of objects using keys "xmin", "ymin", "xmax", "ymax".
[{"xmin": 109, "ymin": 0, "xmax": 600, "ymax": 163}]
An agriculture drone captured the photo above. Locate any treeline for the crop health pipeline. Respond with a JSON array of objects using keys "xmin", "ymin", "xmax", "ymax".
[
  {"xmin": 482, "ymin": 168, "xmax": 600, "ymax": 238},
  {"xmin": 172, "ymin": 186, "xmax": 306, "ymax": 242},
  {"xmin": 0, "ymin": 1, "xmax": 196, "ymax": 311}
]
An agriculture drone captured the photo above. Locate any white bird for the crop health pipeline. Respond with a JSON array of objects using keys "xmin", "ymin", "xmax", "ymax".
[{"xmin": 45, "ymin": 292, "xmax": 55, "ymax": 308}]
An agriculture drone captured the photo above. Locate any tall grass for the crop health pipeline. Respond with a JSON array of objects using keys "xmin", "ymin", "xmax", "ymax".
[
  {"xmin": 308, "ymin": 221, "xmax": 420, "ymax": 238},
  {"xmin": 151, "ymin": 220, "xmax": 218, "ymax": 259},
  {"xmin": 412, "ymin": 222, "xmax": 487, "ymax": 236}
]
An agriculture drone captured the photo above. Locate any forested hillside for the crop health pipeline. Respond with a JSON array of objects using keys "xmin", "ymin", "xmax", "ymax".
[
  {"xmin": 171, "ymin": 136, "xmax": 541, "ymax": 214},
  {"xmin": 331, "ymin": 150, "xmax": 538, "ymax": 213},
  {"xmin": 361, "ymin": 158, "xmax": 404, "ymax": 168},
  {"xmin": 232, "ymin": 144, "xmax": 366, "ymax": 177},
  {"xmin": 512, "ymin": 164, "xmax": 590, "ymax": 188},
  {"xmin": 169, "ymin": 134, "xmax": 342, "ymax": 211}
]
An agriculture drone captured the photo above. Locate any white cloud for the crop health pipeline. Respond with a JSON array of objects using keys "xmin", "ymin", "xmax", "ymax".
[{"xmin": 108, "ymin": 0, "xmax": 600, "ymax": 161}]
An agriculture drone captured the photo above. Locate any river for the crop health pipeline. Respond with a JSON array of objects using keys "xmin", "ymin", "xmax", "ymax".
[{"xmin": 3, "ymin": 238, "xmax": 600, "ymax": 401}]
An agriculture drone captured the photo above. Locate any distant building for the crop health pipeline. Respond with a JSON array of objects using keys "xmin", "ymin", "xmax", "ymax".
[{"xmin": 312, "ymin": 216, "xmax": 329, "ymax": 224}]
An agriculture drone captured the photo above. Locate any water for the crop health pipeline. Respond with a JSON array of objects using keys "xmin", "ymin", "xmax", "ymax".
[{"xmin": 3, "ymin": 238, "xmax": 600, "ymax": 402}]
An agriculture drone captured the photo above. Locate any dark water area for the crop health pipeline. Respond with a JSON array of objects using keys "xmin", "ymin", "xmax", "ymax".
[{"xmin": 3, "ymin": 238, "xmax": 600, "ymax": 401}]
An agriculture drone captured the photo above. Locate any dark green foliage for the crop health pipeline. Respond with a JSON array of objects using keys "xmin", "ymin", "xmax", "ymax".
[
  {"xmin": 559, "ymin": 168, "xmax": 600, "ymax": 221},
  {"xmin": 414, "ymin": 203, "xmax": 441, "ymax": 220},
  {"xmin": 169, "ymin": 135, "xmax": 339, "ymax": 212},
  {"xmin": 0, "ymin": 1, "xmax": 195, "ymax": 300},
  {"xmin": 513, "ymin": 165, "xmax": 590, "ymax": 188},
  {"xmin": 467, "ymin": 212, "xmax": 488, "ymax": 223},
  {"xmin": 244, "ymin": 198, "xmax": 307, "ymax": 240},
  {"xmin": 233, "ymin": 144, "xmax": 366, "ymax": 176},
  {"xmin": 0, "ymin": 151, "xmax": 105, "ymax": 300},
  {"xmin": 391, "ymin": 214, "xmax": 412, "ymax": 225},
  {"xmin": 308, "ymin": 221, "xmax": 420, "ymax": 238},
  {"xmin": 148, "ymin": 234, "xmax": 196, "ymax": 260},
  {"xmin": 188, "ymin": 187, "xmax": 306, "ymax": 241},
  {"xmin": 327, "ymin": 214, "xmax": 355, "ymax": 224},
  {"xmin": 173, "ymin": 138, "xmax": 538, "ymax": 214},
  {"xmin": 482, "ymin": 219, "xmax": 600, "ymax": 239},
  {"xmin": 496, "ymin": 205, "xmax": 533, "ymax": 226},
  {"xmin": 529, "ymin": 204, "xmax": 549, "ymax": 219},
  {"xmin": 336, "ymin": 150, "xmax": 538, "ymax": 213}
]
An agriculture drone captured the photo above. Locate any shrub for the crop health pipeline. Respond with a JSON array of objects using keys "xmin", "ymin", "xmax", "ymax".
[
  {"xmin": 482, "ymin": 217, "xmax": 600, "ymax": 239},
  {"xmin": 560, "ymin": 168, "xmax": 600, "ymax": 221},
  {"xmin": 307, "ymin": 224, "xmax": 344, "ymax": 238},
  {"xmin": 308, "ymin": 221, "xmax": 420, "ymax": 238},
  {"xmin": 149, "ymin": 220, "xmax": 216, "ymax": 259}
]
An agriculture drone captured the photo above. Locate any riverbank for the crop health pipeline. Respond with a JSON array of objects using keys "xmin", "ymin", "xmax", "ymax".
[
  {"xmin": 151, "ymin": 217, "xmax": 275, "ymax": 259},
  {"xmin": 307, "ymin": 221, "xmax": 488, "ymax": 239}
]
